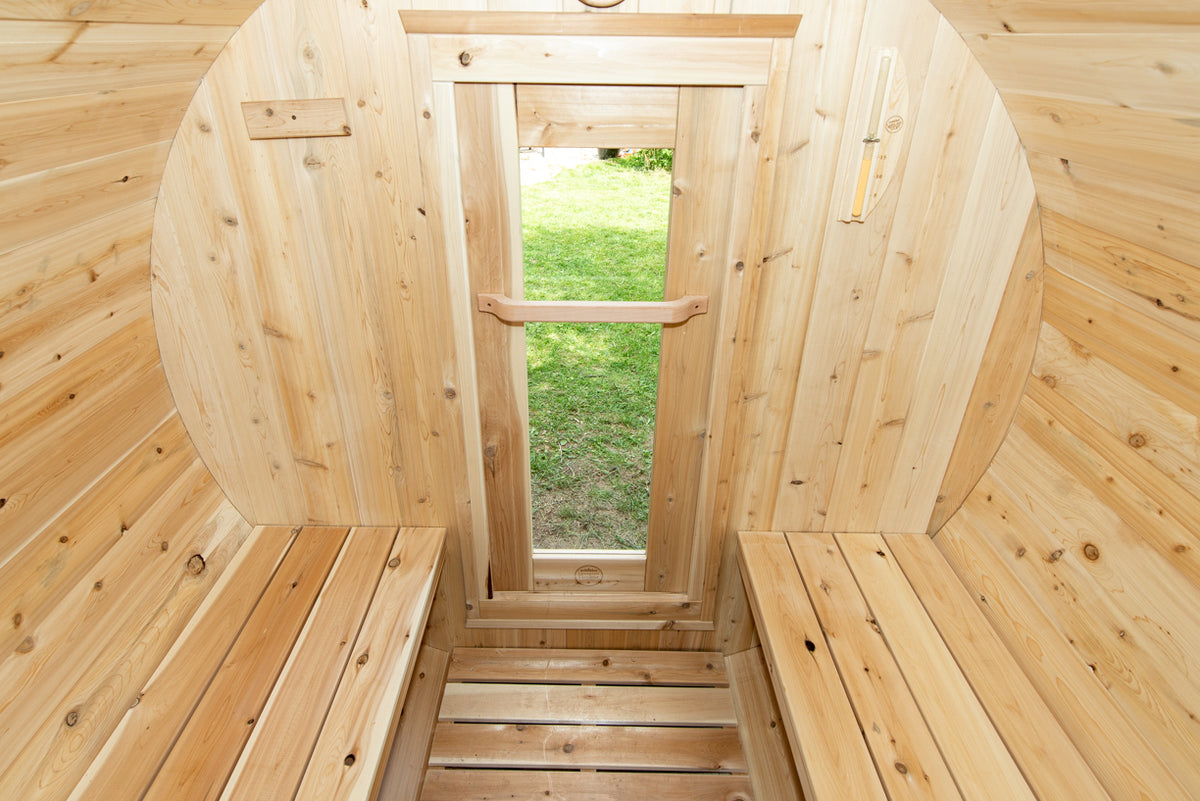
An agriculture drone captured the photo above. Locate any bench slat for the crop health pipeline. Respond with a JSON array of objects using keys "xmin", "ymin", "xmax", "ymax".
[
  {"xmin": 787, "ymin": 532, "xmax": 963, "ymax": 801},
  {"xmin": 835, "ymin": 533, "xmax": 1037, "ymax": 801},
  {"xmin": 420, "ymin": 770, "xmax": 755, "ymax": 801},
  {"xmin": 294, "ymin": 527, "xmax": 445, "ymax": 801},
  {"xmin": 65, "ymin": 526, "xmax": 297, "ymax": 801},
  {"xmin": 438, "ymin": 683, "xmax": 737, "ymax": 726},
  {"xmin": 885, "ymin": 532, "xmax": 1113, "ymax": 801},
  {"xmin": 738, "ymin": 531, "xmax": 888, "ymax": 801},
  {"xmin": 143, "ymin": 528, "xmax": 350, "ymax": 801},
  {"xmin": 221, "ymin": 527, "xmax": 399, "ymax": 800},
  {"xmin": 428, "ymin": 722, "xmax": 747, "ymax": 771},
  {"xmin": 448, "ymin": 647, "xmax": 728, "ymax": 686}
]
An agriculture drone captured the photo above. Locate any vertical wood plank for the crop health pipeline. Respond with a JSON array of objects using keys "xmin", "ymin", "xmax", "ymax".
[
  {"xmin": 454, "ymin": 82, "xmax": 533, "ymax": 591},
  {"xmin": 376, "ymin": 645, "xmax": 451, "ymax": 801},
  {"xmin": 645, "ymin": 85, "xmax": 744, "ymax": 593},
  {"xmin": 725, "ymin": 646, "xmax": 804, "ymax": 801}
]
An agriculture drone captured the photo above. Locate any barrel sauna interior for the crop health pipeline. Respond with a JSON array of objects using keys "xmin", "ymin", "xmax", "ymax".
[{"xmin": 1, "ymin": 0, "xmax": 1197, "ymax": 798}]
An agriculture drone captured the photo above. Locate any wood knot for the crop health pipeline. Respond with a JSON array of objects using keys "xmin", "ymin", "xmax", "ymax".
[
  {"xmin": 388, "ymin": 557, "xmax": 401, "ymax": 569},
  {"xmin": 12, "ymin": 612, "xmax": 22, "ymax": 628},
  {"xmin": 356, "ymin": 652, "xmax": 369, "ymax": 668},
  {"xmin": 1127, "ymin": 432, "xmax": 1147, "ymax": 448},
  {"xmin": 65, "ymin": 710, "xmax": 79, "ymax": 727},
  {"xmin": 1048, "ymin": 549, "xmax": 1064, "ymax": 562},
  {"xmin": 16, "ymin": 636, "xmax": 34, "ymax": 654},
  {"xmin": 186, "ymin": 554, "xmax": 206, "ymax": 575},
  {"xmin": 561, "ymin": 743, "xmax": 575, "ymax": 754},
  {"xmin": 344, "ymin": 753, "xmax": 356, "ymax": 766},
  {"xmin": 894, "ymin": 762, "xmax": 908, "ymax": 775},
  {"xmin": 458, "ymin": 50, "xmax": 473, "ymax": 66},
  {"xmin": 444, "ymin": 387, "xmax": 457, "ymax": 400},
  {"xmin": 1083, "ymin": 543, "xmax": 1100, "ymax": 561},
  {"xmin": 804, "ymin": 639, "xmax": 816, "ymax": 652},
  {"xmin": 1040, "ymin": 374, "xmax": 1057, "ymax": 388}
]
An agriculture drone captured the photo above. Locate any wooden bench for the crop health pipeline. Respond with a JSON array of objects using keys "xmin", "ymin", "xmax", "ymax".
[
  {"xmin": 72, "ymin": 525, "xmax": 444, "ymax": 801},
  {"xmin": 738, "ymin": 531, "xmax": 1112, "ymax": 801}
]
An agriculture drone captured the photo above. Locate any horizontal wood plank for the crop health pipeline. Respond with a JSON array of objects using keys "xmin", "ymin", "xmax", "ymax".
[
  {"xmin": 448, "ymin": 648, "xmax": 728, "ymax": 686},
  {"xmin": 439, "ymin": 683, "xmax": 737, "ymax": 726},
  {"xmin": 428, "ymin": 723, "xmax": 747, "ymax": 771},
  {"xmin": 478, "ymin": 293, "xmax": 707, "ymax": 324},
  {"xmin": 400, "ymin": 11, "xmax": 801, "ymax": 38},
  {"xmin": 517, "ymin": 84, "xmax": 677, "ymax": 149},
  {"xmin": 418, "ymin": 34, "xmax": 777, "ymax": 85},
  {"xmin": 532, "ymin": 551, "xmax": 647, "ymax": 592},
  {"xmin": 420, "ymin": 770, "xmax": 755, "ymax": 801},
  {"xmin": 241, "ymin": 98, "xmax": 352, "ymax": 140}
]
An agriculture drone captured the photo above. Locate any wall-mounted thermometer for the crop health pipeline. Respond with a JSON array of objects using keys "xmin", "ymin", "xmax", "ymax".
[{"xmin": 840, "ymin": 48, "xmax": 907, "ymax": 223}]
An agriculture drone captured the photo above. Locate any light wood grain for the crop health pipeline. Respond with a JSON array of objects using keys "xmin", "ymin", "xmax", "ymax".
[
  {"xmin": 738, "ymin": 532, "xmax": 888, "ymax": 801},
  {"xmin": 886, "ymin": 532, "xmax": 1114, "ymax": 801},
  {"xmin": 449, "ymin": 647, "xmax": 727, "ymax": 685},
  {"xmin": 836, "ymin": 533, "xmax": 1037, "ymax": 800},
  {"xmin": 725, "ymin": 647, "xmax": 803, "ymax": 801},
  {"xmin": 789, "ymin": 532, "xmax": 963, "ymax": 801},
  {"xmin": 927, "ymin": 206, "xmax": 1042, "ymax": 532},
  {"xmin": 294, "ymin": 528, "xmax": 445, "ymax": 801},
  {"xmin": 645, "ymin": 86, "xmax": 744, "ymax": 593},
  {"xmin": 429, "ymin": 722, "xmax": 747, "ymax": 771},
  {"xmin": 439, "ymin": 683, "xmax": 737, "ymax": 726},
  {"xmin": 420, "ymin": 770, "xmax": 755, "ymax": 801},
  {"xmin": 376, "ymin": 646, "xmax": 451, "ymax": 801},
  {"xmin": 516, "ymin": 84, "xmax": 677, "ymax": 149},
  {"xmin": 220, "ymin": 528, "xmax": 398, "ymax": 801},
  {"xmin": 0, "ymin": 489, "xmax": 251, "ymax": 800},
  {"xmin": 68, "ymin": 526, "xmax": 295, "ymax": 801},
  {"xmin": 241, "ymin": 98, "xmax": 352, "ymax": 139},
  {"xmin": 532, "ymin": 551, "xmax": 647, "ymax": 592},
  {"xmin": 0, "ymin": 21, "xmax": 233, "ymax": 104},
  {"xmin": 453, "ymin": 82, "xmax": 532, "ymax": 591},
  {"xmin": 937, "ymin": 508, "xmax": 1196, "ymax": 801},
  {"xmin": 477, "ymin": 292, "xmax": 708, "ymax": 324},
  {"xmin": 966, "ymin": 32, "xmax": 1200, "ymax": 117},
  {"xmin": 0, "ymin": 319, "xmax": 174, "ymax": 563},
  {"xmin": 418, "ymin": 34, "xmax": 777, "ymax": 85},
  {"xmin": 0, "ymin": 82, "xmax": 193, "ymax": 181},
  {"xmin": 0, "ymin": 0, "xmax": 261, "ymax": 25},
  {"xmin": 0, "ymin": 412, "xmax": 194, "ymax": 658},
  {"xmin": 400, "ymin": 10, "xmax": 802, "ymax": 37},
  {"xmin": 141, "ymin": 528, "xmax": 348, "ymax": 801},
  {"xmin": 0, "ymin": 140, "xmax": 168, "ymax": 257}
]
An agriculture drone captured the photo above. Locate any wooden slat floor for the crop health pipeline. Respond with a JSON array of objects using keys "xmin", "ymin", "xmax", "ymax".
[{"xmin": 420, "ymin": 648, "xmax": 761, "ymax": 801}]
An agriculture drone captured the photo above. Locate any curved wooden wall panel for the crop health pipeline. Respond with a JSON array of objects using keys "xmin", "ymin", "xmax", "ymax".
[
  {"xmin": 0, "ymin": 3, "xmax": 264, "ymax": 798},
  {"xmin": 154, "ymin": 0, "xmax": 1040, "ymax": 642},
  {"xmin": 932, "ymin": 3, "xmax": 1200, "ymax": 798}
]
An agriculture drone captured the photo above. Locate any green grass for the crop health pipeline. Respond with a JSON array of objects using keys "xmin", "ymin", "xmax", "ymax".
[{"xmin": 522, "ymin": 159, "xmax": 672, "ymax": 549}]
